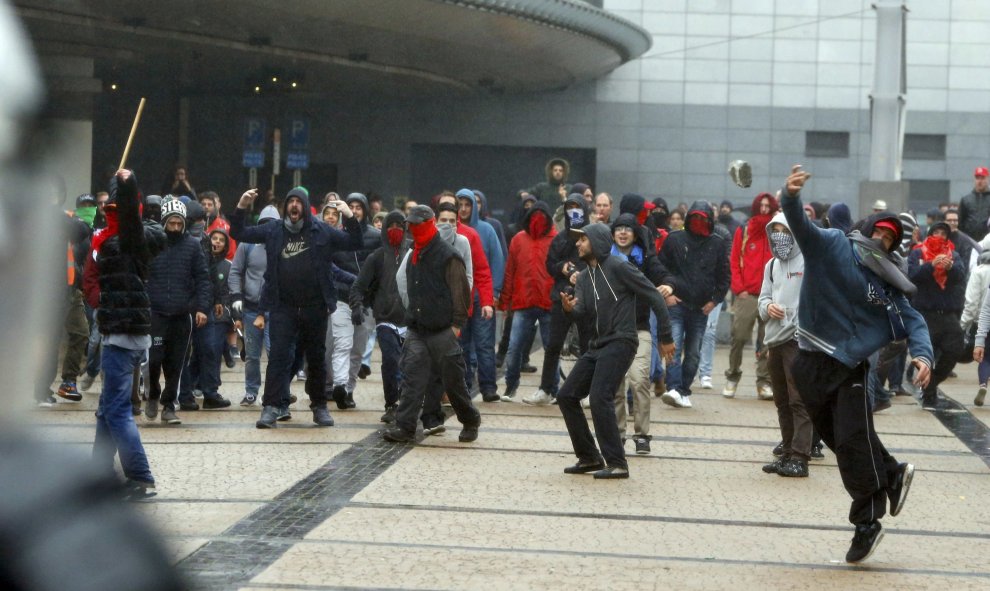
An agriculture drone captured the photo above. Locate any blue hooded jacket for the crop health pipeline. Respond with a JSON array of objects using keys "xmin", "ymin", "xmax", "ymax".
[
  {"xmin": 780, "ymin": 187, "xmax": 933, "ymax": 369},
  {"xmin": 456, "ymin": 188, "xmax": 505, "ymax": 294}
]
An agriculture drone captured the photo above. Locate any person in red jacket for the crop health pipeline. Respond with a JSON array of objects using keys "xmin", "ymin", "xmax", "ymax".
[
  {"xmin": 199, "ymin": 191, "xmax": 237, "ymax": 261},
  {"xmin": 498, "ymin": 201, "xmax": 557, "ymax": 400},
  {"xmin": 724, "ymin": 192, "xmax": 778, "ymax": 399}
]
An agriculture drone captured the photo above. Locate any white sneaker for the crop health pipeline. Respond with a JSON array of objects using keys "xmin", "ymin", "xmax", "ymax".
[
  {"xmin": 757, "ymin": 383, "xmax": 774, "ymax": 400},
  {"xmin": 523, "ymin": 389, "xmax": 554, "ymax": 406},
  {"xmin": 722, "ymin": 380, "xmax": 738, "ymax": 398},
  {"xmin": 661, "ymin": 389, "xmax": 683, "ymax": 408},
  {"xmin": 679, "ymin": 395, "xmax": 693, "ymax": 408},
  {"xmin": 700, "ymin": 376, "xmax": 713, "ymax": 389}
]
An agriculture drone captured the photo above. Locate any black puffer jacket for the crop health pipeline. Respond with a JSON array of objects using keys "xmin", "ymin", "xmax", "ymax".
[
  {"xmin": 96, "ymin": 173, "xmax": 167, "ymax": 336},
  {"xmin": 331, "ymin": 192, "xmax": 381, "ymax": 296},
  {"xmin": 658, "ymin": 200, "xmax": 730, "ymax": 310},
  {"xmin": 959, "ymin": 189, "xmax": 990, "ymax": 242},
  {"xmin": 350, "ymin": 210, "xmax": 408, "ymax": 326},
  {"xmin": 546, "ymin": 194, "xmax": 591, "ymax": 302},
  {"xmin": 147, "ymin": 231, "xmax": 211, "ymax": 316}
]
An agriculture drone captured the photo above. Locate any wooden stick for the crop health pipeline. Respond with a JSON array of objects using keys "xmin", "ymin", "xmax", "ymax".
[{"xmin": 118, "ymin": 97, "xmax": 147, "ymax": 170}]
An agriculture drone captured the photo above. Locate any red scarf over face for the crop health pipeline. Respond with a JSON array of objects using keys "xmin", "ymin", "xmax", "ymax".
[
  {"xmin": 90, "ymin": 206, "xmax": 119, "ymax": 254},
  {"xmin": 528, "ymin": 210, "xmax": 550, "ymax": 238},
  {"xmin": 387, "ymin": 227, "xmax": 404, "ymax": 249},
  {"xmin": 409, "ymin": 219, "xmax": 437, "ymax": 264},
  {"xmin": 915, "ymin": 234, "xmax": 954, "ymax": 289},
  {"xmin": 687, "ymin": 214, "xmax": 711, "ymax": 237}
]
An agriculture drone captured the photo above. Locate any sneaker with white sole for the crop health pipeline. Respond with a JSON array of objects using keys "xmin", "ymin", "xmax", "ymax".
[
  {"xmin": 660, "ymin": 389, "xmax": 683, "ymax": 408},
  {"xmin": 757, "ymin": 383, "xmax": 774, "ymax": 400},
  {"xmin": 976, "ymin": 384, "xmax": 987, "ymax": 407},
  {"xmin": 722, "ymin": 380, "xmax": 738, "ymax": 398},
  {"xmin": 679, "ymin": 395, "xmax": 693, "ymax": 408},
  {"xmin": 700, "ymin": 376, "xmax": 713, "ymax": 389},
  {"xmin": 79, "ymin": 372, "xmax": 97, "ymax": 392},
  {"xmin": 523, "ymin": 389, "xmax": 554, "ymax": 406}
]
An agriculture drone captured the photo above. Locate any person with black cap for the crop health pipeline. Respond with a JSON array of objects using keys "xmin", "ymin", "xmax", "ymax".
[
  {"xmin": 781, "ymin": 164, "xmax": 932, "ymax": 563},
  {"xmin": 383, "ymin": 205, "xmax": 481, "ymax": 443},
  {"xmin": 908, "ymin": 221, "xmax": 966, "ymax": 409},
  {"xmin": 230, "ymin": 187, "xmax": 364, "ymax": 429},
  {"xmin": 557, "ymin": 223, "xmax": 675, "ymax": 478}
]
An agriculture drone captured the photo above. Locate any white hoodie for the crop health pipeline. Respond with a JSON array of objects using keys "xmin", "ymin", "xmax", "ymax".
[{"xmin": 758, "ymin": 212, "xmax": 805, "ymax": 348}]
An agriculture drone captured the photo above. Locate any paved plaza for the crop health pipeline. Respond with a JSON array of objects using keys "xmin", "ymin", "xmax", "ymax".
[{"xmin": 31, "ymin": 346, "xmax": 990, "ymax": 590}]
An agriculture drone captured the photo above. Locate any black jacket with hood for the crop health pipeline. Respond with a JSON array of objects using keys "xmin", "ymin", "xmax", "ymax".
[
  {"xmin": 546, "ymin": 194, "xmax": 591, "ymax": 302},
  {"xmin": 147, "ymin": 220, "xmax": 211, "ymax": 317},
  {"xmin": 611, "ymin": 213, "xmax": 672, "ymax": 331},
  {"xmin": 349, "ymin": 210, "xmax": 408, "ymax": 326},
  {"xmin": 331, "ymin": 192, "xmax": 381, "ymax": 297},
  {"xmin": 572, "ymin": 223, "xmax": 673, "ymax": 350},
  {"xmin": 208, "ymin": 227, "xmax": 233, "ymax": 322},
  {"xmin": 658, "ymin": 200, "xmax": 730, "ymax": 309},
  {"xmin": 230, "ymin": 187, "xmax": 364, "ymax": 312}
]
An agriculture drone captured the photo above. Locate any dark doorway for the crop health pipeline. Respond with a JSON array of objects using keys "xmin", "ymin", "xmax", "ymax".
[{"xmin": 410, "ymin": 144, "xmax": 596, "ymax": 219}]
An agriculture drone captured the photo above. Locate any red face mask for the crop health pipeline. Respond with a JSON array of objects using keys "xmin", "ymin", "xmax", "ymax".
[
  {"xmin": 687, "ymin": 215, "xmax": 710, "ymax": 237},
  {"xmin": 387, "ymin": 227, "xmax": 404, "ymax": 248},
  {"xmin": 409, "ymin": 219, "xmax": 438, "ymax": 264},
  {"xmin": 528, "ymin": 211, "xmax": 549, "ymax": 238}
]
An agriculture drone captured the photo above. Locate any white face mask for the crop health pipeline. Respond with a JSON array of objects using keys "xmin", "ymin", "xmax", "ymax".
[{"xmin": 437, "ymin": 222, "xmax": 456, "ymax": 244}]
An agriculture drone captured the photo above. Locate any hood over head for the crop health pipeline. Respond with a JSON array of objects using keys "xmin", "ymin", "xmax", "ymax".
[
  {"xmin": 685, "ymin": 200, "xmax": 715, "ymax": 236},
  {"xmin": 382, "ymin": 210, "xmax": 408, "ymax": 247},
  {"xmin": 184, "ymin": 200, "xmax": 206, "ymax": 222},
  {"xmin": 283, "ymin": 187, "xmax": 312, "ymax": 218},
  {"xmin": 455, "ymin": 188, "xmax": 480, "ymax": 226},
  {"xmin": 860, "ymin": 211, "xmax": 904, "ymax": 253},
  {"xmin": 563, "ymin": 193, "xmax": 592, "ymax": 231},
  {"xmin": 611, "ymin": 212, "xmax": 648, "ymax": 248},
  {"xmin": 345, "ymin": 192, "xmax": 370, "ymax": 224},
  {"xmin": 522, "ymin": 200, "xmax": 555, "ymax": 238},
  {"xmin": 766, "ymin": 212, "xmax": 800, "ymax": 260},
  {"xmin": 750, "ymin": 192, "xmax": 779, "ymax": 216},
  {"xmin": 575, "ymin": 222, "xmax": 614, "ymax": 262},
  {"xmin": 571, "ymin": 182, "xmax": 590, "ymax": 196},
  {"xmin": 619, "ymin": 193, "xmax": 646, "ymax": 216},
  {"xmin": 209, "ymin": 227, "xmax": 231, "ymax": 258},
  {"xmin": 824, "ymin": 203, "xmax": 853, "ymax": 234},
  {"xmin": 545, "ymin": 157, "xmax": 570, "ymax": 183},
  {"xmin": 472, "ymin": 190, "xmax": 490, "ymax": 218},
  {"xmin": 259, "ymin": 205, "xmax": 280, "ymax": 223}
]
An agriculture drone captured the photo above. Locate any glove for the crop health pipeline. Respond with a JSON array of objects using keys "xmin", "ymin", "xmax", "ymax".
[
  {"xmin": 232, "ymin": 300, "xmax": 243, "ymax": 314},
  {"xmin": 351, "ymin": 306, "xmax": 364, "ymax": 326}
]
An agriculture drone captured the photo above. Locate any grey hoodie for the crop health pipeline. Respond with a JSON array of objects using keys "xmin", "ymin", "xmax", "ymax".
[
  {"xmin": 229, "ymin": 205, "xmax": 280, "ymax": 306},
  {"xmin": 758, "ymin": 212, "xmax": 804, "ymax": 347}
]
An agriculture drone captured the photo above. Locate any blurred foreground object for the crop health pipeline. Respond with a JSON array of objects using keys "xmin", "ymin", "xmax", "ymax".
[{"xmin": 728, "ymin": 160, "xmax": 752, "ymax": 189}]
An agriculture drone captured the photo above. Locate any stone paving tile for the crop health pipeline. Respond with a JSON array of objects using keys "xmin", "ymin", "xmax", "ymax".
[
  {"xmin": 309, "ymin": 507, "xmax": 990, "ymax": 572},
  {"xmin": 34, "ymin": 423, "xmax": 379, "ymax": 445},
  {"xmin": 353, "ymin": 446, "xmax": 989, "ymax": 535},
  {"xmin": 250, "ymin": 541, "xmax": 990, "ymax": 590},
  {"xmin": 135, "ymin": 502, "xmax": 262, "ymax": 538},
  {"xmin": 163, "ymin": 537, "xmax": 210, "ymax": 565}
]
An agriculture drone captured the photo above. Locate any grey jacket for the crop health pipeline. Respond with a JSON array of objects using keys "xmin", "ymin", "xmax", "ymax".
[
  {"xmin": 228, "ymin": 206, "xmax": 278, "ymax": 307},
  {"xmin": 758, "ymin": 212, "xmax": 804, "ymax": 348}
]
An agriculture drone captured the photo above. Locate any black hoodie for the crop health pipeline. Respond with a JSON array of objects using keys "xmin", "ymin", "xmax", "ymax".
[
  {"xmin": 611, "ymin": 213, "xmax": 671, "ymax": 331},
  {"xmin": 546, "ymin": 194, "xmax": 592, "ymax": 302},
  {"xmin": 349, "ymin": 210, "xmax": 409, "ymax": 326},
  {"xmin": 658, "ymin": 200, "xmax": 730, "ymax": 309},
  {"xmin": 572, "ymin": 223, "xmax": 673, "ymax": 350},
  {"xmin": 208, "ymin": 228, "xmax": 233, "ymax": 322},
  {"xmin": 332, "ymin": 192, "xmax": 381, "ymax": 296}
]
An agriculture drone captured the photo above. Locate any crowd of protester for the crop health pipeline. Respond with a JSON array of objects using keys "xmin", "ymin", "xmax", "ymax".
[{"xmin": 43, "ymin": 160, "xmax": 990, "ymax": 562}]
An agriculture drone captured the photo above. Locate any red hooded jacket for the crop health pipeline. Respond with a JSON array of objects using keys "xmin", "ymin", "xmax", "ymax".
[
  {"xmin": 499, "ymin": 204, "xmax": 556, "ymax": 311},
  {"xmin": 730, "ymin": 193, "xmax": 778, "ymax": 296}
]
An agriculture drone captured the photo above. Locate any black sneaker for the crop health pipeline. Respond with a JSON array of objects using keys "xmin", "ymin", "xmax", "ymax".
[
  {"xmin": 762, "ymin": 457, "xmax": 786, "ymax": 474},
  {"xmin": 256, "ymin": 405, "xmax": 279, "ymax": 429},
  {"xmin": 223, "ymin": 346, "xmax": 236, "ymax": 368},
  {"xmin": 633, "ymin": 436, "xmax": 650, "ymax": 455},
  {"xmin": 593, "ymin": 466, "xmax": 629, "ymax": 479},
  {"xmin": 312, "ymin": 405, "xmax": 334, "ymax": 427},
  {"xmin": 383, "ymin": 426, "xmax": 416, "ymax": 443},
  {"xmin": 810, "ymin": 444, "xmax": 824, "ymax": 460},
  {"xmin": 495, "ymin": 354, "xmax": 505, "ymax": 369},
  {"xmin": 202, "ymin": 395, "xmax": 231, "ymax": 409},
  {"xmin": 482, "ymin": 391, "xmax": 500, "ymax": 403},
  {"xmin": 276, "ymin": 406, "xmax": 292, "ymax": 421},
  {"xmin": 872, "ymin": 400, "xmax": 892, "ymax": 413},
  {"xmin": 564, "ymin": 459, "xmax": 605, "ymax": 474},
  {"xmin": 520, "ymin": 363, "xmax": 538, "ymax": 373},
  {"xmin": 845, "ymin": 522, "xmax": 884, "ymax": 563},
  {"xmin": 331, "ymin": 384, "xmax": 348, "ymax": 410},
  {"xmin": 122, "ymin": 479, "xmax": 157, "ymax": 502},
  {"xmin": 344, "ymin": 391, "xmax": 356, "ymax": 409},
  {"xmin": 458, "ymin": 424, "xmax": 479, "ymax": 442},
  {"xmin": 772, "ymin": 441, "xmax": 785, "ymax": 457},
  {"xmin": 380, "ymin": 405, "xmax": 397, "ymax": 423},
  {"xmin": 57, "ymin": 381, "xmax": 82, "ymax": 402},
  {"xmin": 887, "ymin": 462, "xmax": 914, "ymax": 517},
  {"xmin": 500, "ymin": 386, "xmax": 518, "ymax": 402},
  {"xmin": 179, "ymin": 399, "xmax": 200, "ymax": 411},
  {"xmin": 921, "ymin": 394, "xmax": 938, "ymax": 410},
  {"xmin": 777, "ymin": 457, "xmax": 809, "ymax": 477},
  {"xmin": 36, "ymin": 392, "xmax": 57, "ymax": 408},
  {"xmin": 358, "ymin": 364, "xmax": 371, "ymax": 379}
]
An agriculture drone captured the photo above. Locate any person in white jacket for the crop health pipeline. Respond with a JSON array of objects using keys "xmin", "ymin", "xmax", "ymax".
[
  {"xmin": 757, "ymin": 212, "xmax": 813, "ymax": 477},
  {"xmin": 965, "ymin": 234, "xmax": 990, "ymax": 405}
]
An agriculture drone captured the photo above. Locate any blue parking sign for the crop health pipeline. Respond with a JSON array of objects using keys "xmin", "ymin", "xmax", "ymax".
[
  {"xmin": 245, "ymin": 118, "xmax": 266, "ymax": 150},
  {"xmin": 288, "ymin": 119, "xmax": 309, "ymax": 151}
]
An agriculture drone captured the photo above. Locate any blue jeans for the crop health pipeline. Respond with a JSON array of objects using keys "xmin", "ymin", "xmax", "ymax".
[
  {"xmin": 649, "ymin": 311, "xmax": 665, "ymax": 383},
  {"xmin": 94, "ymin": 345, "xmax": 153, "ymax": 484},
  {"xmin": 504, "ymin": 307, "xmax": 551, "ymax": 390},
  {"xmin": 666, "ymin": 303, "xmax": 708, "ymax": 396},
  {"xmin": 460, "ymin": 293, "xmax": 497, "ymax": 394},
  {"xmin": 84, "ymin": 303, "xmax": 101, "ymax": 379},
  {"xmin": 181, "ymin": 313, "xmax": 227, "ymax": 399},
  {"xmin": 698, "ymin": 302, "xmax": 722, "ymax": 378},
  {"xmin": 242, "ymin": 306, "xmax": 267, "ymax": 397},
  {"xmin": 376, "ymin": 324, "xmax": 405, "ymax": 407}
]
